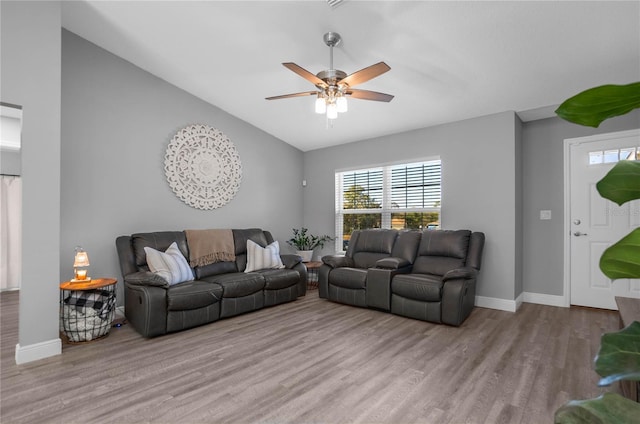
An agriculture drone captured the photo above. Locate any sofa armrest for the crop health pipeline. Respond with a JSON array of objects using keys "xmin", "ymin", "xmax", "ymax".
[
  {"xmin": 124, "ymin": 283, "xmax": 168, "ymax": 337},
  {"xmin": 442, "ymin": 278, "xmax": 477, "ymax": 326},
  {"xmin": 366, "ymin": 266, "xmax": 412, "ymax": 311},
  {"xmin": 443, "ymin": 267, "xmax": 477, "ymax": 282},
  {"xmin": 280, "ymin": 254, "xmax": 302, "ymax": 269},
  {"xmin": 375, "ymin": 257, "xmax": 411, "ymax": 270},
  {"xmin": 124, "ymin": 271, "xmax": 169, "ymax": 288},
  {"xmin": 322, "ymin": 255, "xmax": 354, "ymax": 269}
]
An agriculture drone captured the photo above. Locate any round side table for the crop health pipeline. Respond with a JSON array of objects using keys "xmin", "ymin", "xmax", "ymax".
[
  {"xmin": 305, "ymin": 261, "xmax": 322, "ymax": 289},
  {"xmin": 59, "ymin": 278, "xmax": 117, "ymax": 343}
]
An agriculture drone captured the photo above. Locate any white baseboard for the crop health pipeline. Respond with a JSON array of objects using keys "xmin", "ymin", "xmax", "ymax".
[
  {"xmin": 515, "ymin": 292, "xmax": 524, "ymax": 310},
  {"xmin": 15, "ymin": 338, "xmax": 61, "ymax": 365},
  {"xmin": 522, "ymin": 292, "xmax": 568, "ymax": 308},
  {"xmin": 475, "ymin": 292, "xmax": 568, "ymax": 313},
  {"xmin": 475, "ymin": 295, "xmax": 518, "ymax": 312}
]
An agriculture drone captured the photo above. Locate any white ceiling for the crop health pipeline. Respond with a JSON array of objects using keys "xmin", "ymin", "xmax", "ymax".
[{"xmin": 61, "ymin": 1, "xmax": 640, "ymax": 152}]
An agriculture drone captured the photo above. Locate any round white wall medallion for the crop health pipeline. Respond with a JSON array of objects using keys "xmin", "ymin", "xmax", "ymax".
[{"xmin": 164, "ymin": 124, "xmax": 242, "ymax": 210}]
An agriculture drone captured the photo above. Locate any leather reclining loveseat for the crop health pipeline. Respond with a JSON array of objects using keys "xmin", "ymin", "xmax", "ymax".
[
  {"xmin": 319, "ymin": 228, "xmax": 485, "ymax": 326},
  {"xmin": 116, "ymin": 228, "xmax": 306, "ymax": 337}
]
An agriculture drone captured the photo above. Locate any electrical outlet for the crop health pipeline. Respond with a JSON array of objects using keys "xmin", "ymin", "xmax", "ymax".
[{"xmin": 540, "ymin": 210, "xmax": 552, "ymax": 220}]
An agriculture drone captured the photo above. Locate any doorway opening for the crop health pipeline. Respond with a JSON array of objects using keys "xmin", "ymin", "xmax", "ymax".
[{"xmin": 1, "ymin": 102, "xmax": 23, "ymax": 291}]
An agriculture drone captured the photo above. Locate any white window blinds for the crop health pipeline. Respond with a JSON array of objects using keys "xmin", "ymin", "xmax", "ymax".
[{"xmin": 335, "ymin": 159, "xmax": 441, "ymax": 251}]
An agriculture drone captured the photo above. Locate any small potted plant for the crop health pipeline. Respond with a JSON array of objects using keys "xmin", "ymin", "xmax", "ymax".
[{"xmin": 287, "ymin": 227, "xmax": 334, "ymax": 262}]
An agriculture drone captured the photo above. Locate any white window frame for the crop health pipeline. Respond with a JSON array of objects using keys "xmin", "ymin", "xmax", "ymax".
[{"xmin": 335, "ymin": 158, "xmax": 442, "ymax": 253}]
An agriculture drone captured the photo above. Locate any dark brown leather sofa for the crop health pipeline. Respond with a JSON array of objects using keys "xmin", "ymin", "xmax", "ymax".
[
  {"xmin": 116, "ymin": 228, "xmax": 306, "ymax": 337},
  {"xmin": 319, "ymin": 228, "xmax": 485, "ymax": 326}
]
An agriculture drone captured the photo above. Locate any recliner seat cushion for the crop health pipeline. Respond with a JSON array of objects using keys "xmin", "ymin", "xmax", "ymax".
[
  {"xmin": 392, "ymin": 274, "xmax": 443, "ymax": 302},
  {"xmin": 166, "ymin": 281, "xmax": 223, "ymax": 311},
  {"xmin": 258, "ymin": 268, "xmax": 300, "ymax": 290},
  {"xmin": 329, "ymin": 267, "xmax": 368, "ymax": 290},
  {"xmin": 207, "ymin": 272, "xmax": 265, "ymax": 297}
]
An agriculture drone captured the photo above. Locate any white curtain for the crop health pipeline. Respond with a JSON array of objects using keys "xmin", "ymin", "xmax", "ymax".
[{"xmin": 0, "ymin": 175, "xmax": 22, "ymax": 290}]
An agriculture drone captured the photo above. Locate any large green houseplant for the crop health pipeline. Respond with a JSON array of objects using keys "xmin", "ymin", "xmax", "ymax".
[{"xmin": 554, "ymin": 81, "xmax": 640, "ymax": 423}]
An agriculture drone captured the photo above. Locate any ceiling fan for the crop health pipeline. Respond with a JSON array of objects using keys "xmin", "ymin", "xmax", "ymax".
[{"xmin": 266, "ymin": 32, "xmax": 394, "ymax": 120}]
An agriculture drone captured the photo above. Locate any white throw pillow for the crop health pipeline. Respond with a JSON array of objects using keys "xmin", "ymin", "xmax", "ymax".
[
  {"xmin": 144, "ymin": 242, "xmax": 194, "ymax": 285},
  {"xmin": 245, "ymin": 240, "xmax": 285, "ymax": 273}
]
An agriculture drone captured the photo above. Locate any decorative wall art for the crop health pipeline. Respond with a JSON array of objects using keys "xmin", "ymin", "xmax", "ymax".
[{"xmin": 164, "ymin": 124, "xmax": 242, "ymax": 210}]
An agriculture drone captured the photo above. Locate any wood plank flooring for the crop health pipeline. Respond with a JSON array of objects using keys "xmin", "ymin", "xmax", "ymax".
[{"xmin": 0, "ymin": 290, "xmax": 619, "ymax": 423}]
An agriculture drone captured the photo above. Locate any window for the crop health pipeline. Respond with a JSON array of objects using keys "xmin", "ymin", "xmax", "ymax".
[
  {"xmin": 589, "ymin": 147, "xmax": 640, "ymax": 165},
  {"xmin": 335, "ymin": 159, "xmax": 441, "ymax": 251}
]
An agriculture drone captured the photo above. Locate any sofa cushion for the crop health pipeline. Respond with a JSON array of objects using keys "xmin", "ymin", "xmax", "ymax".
[
  {"xmin": 132, "ymin": 231, "xmax": 188, "ymax": 270},
  {"xmin": 329, "ymin": 267, "xmax": 368, "ymax": 290},
  {"xmin": 233, "ymin": 228, "xmax": 269, "ymax": 271},
  {"xmin": 351, "ymin": 229, "xmax": 398, "ymax": 269},
  {"xmin": 245, "ymin": 240, "xmax": 284, "ymax": 272},
  {"xmin": 412, "ymin": 230, "xmax": 471, "ymax": 276},
  {"xmin": 258, "ymin": 268, "xmax": 300, "ymax": 290},
  {"xmin": 144, "ymin": 242, "xmax": 194, "ymax": 285},
  {"xmin": 166, "ymin": 281, "xmax": 223, "ymax": 311},
  {"xmin": 392, "ymin": 274, "xmax": 443, "ymax": 302},
  {"xmin": 207, "ymin": 272, "xmax": 265, "ymax": 298},
  {"xmin": 194, "ymin": 261, "xmax": 238, "ymax": 279},
  {"xmin": 353, "ymin": 252, "xmax": 393, "ymax": 270}
]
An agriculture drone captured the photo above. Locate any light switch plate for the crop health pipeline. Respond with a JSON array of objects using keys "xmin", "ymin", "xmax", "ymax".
[{"xmin": 540, "ymin": 210, "xmax": 552, "ymax": 220}]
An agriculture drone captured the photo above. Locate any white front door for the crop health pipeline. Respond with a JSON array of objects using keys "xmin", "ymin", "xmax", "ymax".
[{"xmin": 568, "ymin": 129, "xmax": 640, "ymax": 310}]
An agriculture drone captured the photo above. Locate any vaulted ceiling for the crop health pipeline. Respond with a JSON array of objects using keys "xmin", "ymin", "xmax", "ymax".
[{"xmin": 61, "ymin": 1, "xmax": 640, "ymax": 151}]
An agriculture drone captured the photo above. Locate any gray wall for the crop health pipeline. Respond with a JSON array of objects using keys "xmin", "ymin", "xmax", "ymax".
[
  {"xmin": 61, "ymin": 30, "xmax": 304, "ymax": 302},
  {"xmin": 303, "ymin": 111, "xmax": 520, "ymax": 302},
  {"xmin": 514, "ymin": 116, "xmax": 524, "ymax": 299},
  {"xmin": 1, "ymin": 150, "xmax": 21, "ymax": 176},
  {"xmin": 521, "ymin": 111, "xmax": 640, "ymax": 297},
  {"xmin": 1, "ymin": 1, "xmax": 62, "ymax": 349}
]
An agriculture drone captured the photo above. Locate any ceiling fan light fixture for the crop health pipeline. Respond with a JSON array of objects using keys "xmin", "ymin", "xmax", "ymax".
[
  {"xmin": 315, "ymin": 95, "xmax": 327, "ymax": 114},
  {"xmin": 336, "ymin": 95, "xmax": 348, "ymax": 113},
  {"xmin": 326, "ymin": 102, "xmax": 338, "ymax": 120}
]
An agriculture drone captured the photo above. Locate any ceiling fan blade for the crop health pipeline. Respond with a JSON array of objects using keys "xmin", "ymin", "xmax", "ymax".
[
  {"xmin": 341, "ymin": 62, "xmax": 391, "ymax": 87},
  {"xmin": 347, "ymin": 89, "xmax": 394, "ymax": 102},
  {"xmin": 282, "ymin": 63, "xmax": 328, "ymax": 88},
  {"xmin": 266, "ymin": 91, "xmax": 318, "ymax": 101}
]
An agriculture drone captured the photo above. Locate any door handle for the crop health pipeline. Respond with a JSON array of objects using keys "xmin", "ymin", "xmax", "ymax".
[{"xmin": 573, "ymin": 232, "xmax": 588, "ymax": 237}]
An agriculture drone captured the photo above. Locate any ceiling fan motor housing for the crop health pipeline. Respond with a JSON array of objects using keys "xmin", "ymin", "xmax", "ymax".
[{"xmin": 316, "ymin": 69, "xmax": 347, "ymax": 88}]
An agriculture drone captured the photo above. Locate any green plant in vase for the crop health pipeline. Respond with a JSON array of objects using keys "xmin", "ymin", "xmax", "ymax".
[
  {"xmin": 287, "ymin": 227, "xmax": 334, "ymax": 262},
  {"xmin": 553, "ymin": 81, "xmax": 640, "ymax": 423}
]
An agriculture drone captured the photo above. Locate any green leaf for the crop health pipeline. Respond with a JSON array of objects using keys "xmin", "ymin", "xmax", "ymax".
[
  {"xmin": 555, "ymin": 82, "xmax": 640, "ymax": 128},
  {"xmin": 596, "ymin": 160, "xmax": 640, "ymax": 206},
  {"xmin": 599, "ymin": 228, "xmax": 640, "ymax": 280},
  {"xmin": 594, "ymin": 321, "xmax": 640, "ymax": 386},
  {"xmin": 554, "ymin": 392, "xmax": 640, "ymax": 424}
]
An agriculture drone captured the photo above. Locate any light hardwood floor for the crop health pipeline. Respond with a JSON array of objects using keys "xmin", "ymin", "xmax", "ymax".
[{"xmin": 0, "ymin": 289, "xmax": 619, "ymax": 423}]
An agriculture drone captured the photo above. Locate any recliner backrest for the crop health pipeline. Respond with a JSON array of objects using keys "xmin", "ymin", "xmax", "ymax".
[
  {"xmin": 131, "ymin": 231, "xmax": 189, "ymax": 272},
  {"xmin": 233, "ymin": 228, "xmax": 269, "ymax": 272},
  {"xmin": 466, "ymin": 232, "xmax": 485, "ymax": 271},
  {"xmin": 347, "ymin": 229, "xmax": 398, "ymax": 269},
  {"xmin": 412, "ymin": 230, "xmax": 479, "ymax": 276},
  {"xmin": 391, "ymin": 230, "xmax": 422, "ymax": 264}
]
